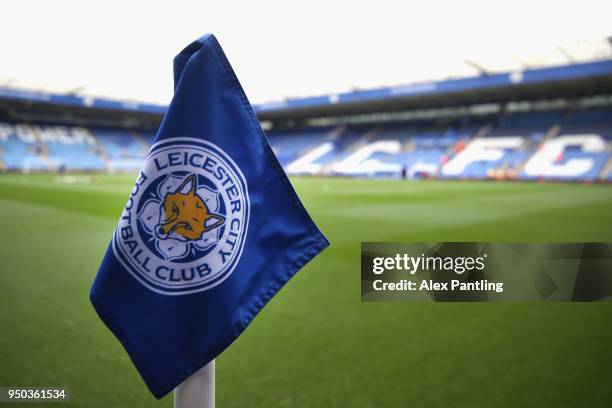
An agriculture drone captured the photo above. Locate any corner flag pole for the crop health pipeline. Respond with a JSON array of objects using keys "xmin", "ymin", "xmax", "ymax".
[{"xmin": 174, "ymin": 360, "xmax": 215, "ymax": 408}]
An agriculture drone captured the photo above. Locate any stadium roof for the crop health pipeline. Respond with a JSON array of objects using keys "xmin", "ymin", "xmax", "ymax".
[
  {"xmin": 2, "ymin": 59, "xmax": 612, "ymax": 122},
  {"xmin": 255, "ymin": 60, "xmax": 612, "ymax": 120},
  {"xmin": 0, "ymin": 87, "xmax": 166, "ymax": 115}
]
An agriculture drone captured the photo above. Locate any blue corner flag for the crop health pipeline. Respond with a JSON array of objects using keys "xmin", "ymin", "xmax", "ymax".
[{"xmin": 90, "ymin": 34, "xmax": 329, "ymax": 399}]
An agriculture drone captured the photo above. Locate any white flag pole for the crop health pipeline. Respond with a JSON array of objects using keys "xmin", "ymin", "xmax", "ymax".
[{"xmin": 174, "ymin": 360, "xmax": 215, "ymax": 408}]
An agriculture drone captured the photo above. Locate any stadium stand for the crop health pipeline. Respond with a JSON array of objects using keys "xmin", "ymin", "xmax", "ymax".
[
  {"xmin": 0, "ymin": 122, "xmax": 151, "ymax": 172},
  {"xmin": 1, "ymin": 106, "xmax": 611, "ymax": 181},
  {"xmin": 1, "ymin": 59, "xmax": 611, "ymax": 181},
  {"xmin": 269, "ymin": 107, "xmax": 612, "ymax": 181},
  {"xmin": 267, "ymin": 127, "xmax": 334, "ymax": 167}
]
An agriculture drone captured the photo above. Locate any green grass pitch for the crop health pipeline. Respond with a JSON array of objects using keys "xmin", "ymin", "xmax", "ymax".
[{"xmin": 1, "ymin": 173, "xmax": 612, "ymax": 407}]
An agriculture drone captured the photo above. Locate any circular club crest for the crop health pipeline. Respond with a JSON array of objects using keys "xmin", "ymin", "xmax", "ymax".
[{"xmin": 112, "ymin": 138, "xmax": 249, "ymax": 295}]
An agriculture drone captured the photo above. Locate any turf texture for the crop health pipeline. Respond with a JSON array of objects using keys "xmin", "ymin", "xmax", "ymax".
[{"xmin": 1, "ymin": 174, "xmax": 611, "ymax": 407}]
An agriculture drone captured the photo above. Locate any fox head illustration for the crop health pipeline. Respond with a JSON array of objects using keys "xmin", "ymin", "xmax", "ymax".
[{"xmin": 155, "ymin": 174, "xmax": 225, "ymax": 241}]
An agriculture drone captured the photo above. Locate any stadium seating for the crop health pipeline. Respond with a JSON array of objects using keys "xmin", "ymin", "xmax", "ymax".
[
  {"xmin": 46, "ymin": 141, "xmax": 105, "ymax": 171},
  {"xmin": 0, "ymin": 137, "xmax": 34, "ymax": 170},
  {"xmin": 0, "ymin": 123, "xmax": 49, "ymax": 171},
  {"xmin": 267, "ymin": 127, "xmax": 334, "ymax": 167},
  {"xmin": 266, "ymin": 108, "xmax": 611, "ymax": 182},
  {"xmin": 0, "ymin": 107, "xmax": 610, "ymax": 182},
  {"xmin": 0, "ymin": 122, "xmax": 151, "ymax": 172},
  {"xmin": 92, "ymin": 128, "xmax": 151, "ymax": 172}
]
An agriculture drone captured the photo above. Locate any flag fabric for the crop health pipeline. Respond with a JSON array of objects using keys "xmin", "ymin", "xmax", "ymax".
[{"xmin": 90, "ymin": 34, "xmax": 329, "ymax": 399}]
